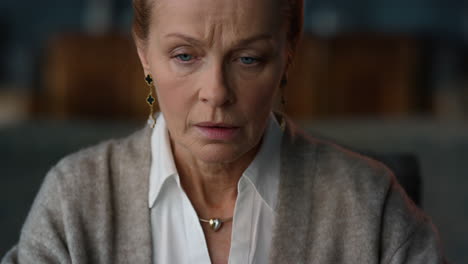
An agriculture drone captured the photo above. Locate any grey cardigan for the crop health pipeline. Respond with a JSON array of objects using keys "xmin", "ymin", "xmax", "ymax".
[{"xmin": 2, "ymin": 122, "xmax": 446, "ymax": 263}]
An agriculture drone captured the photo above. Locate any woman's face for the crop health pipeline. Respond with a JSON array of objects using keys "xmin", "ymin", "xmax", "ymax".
[{"xmin": 137, "ymin": 0, "xmax": 288, "ymax": 163}]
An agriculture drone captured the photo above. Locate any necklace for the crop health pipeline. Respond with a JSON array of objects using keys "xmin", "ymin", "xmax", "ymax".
[{"xmin": 199, "ymin": 217, "xmax": 233, "ymax": 232}]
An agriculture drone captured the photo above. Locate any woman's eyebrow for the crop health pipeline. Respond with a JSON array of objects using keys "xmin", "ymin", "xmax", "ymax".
[
  {"xmin": 164, "ymin": 33, "xmax": 204, "ymax": 46},
  {"xmin": 164, "ymin": 33, "xmax": 273, "ymax": 47},
  {"xmin": 234, "ymin": 34, "xmax": 274, "ymax": 47}
]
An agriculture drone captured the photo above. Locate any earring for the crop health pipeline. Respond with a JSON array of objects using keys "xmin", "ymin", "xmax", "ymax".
[
  {"xmin": 279, "ymin": 115, "xmax": 286, "ymax": 132},
  {"xmin": 281, "ymin": 93, "xmax": 287, "ymax": 108},
  {"xmin": 279, "ymin": 76, "xmax": 287, "ymax": 132},
  {"xmin": 280, "ymin": 78, "xmax": 288, "ymax": 87},
  {"xmin": 280, "ymin": 94, "xmax": 286, "ymax": 132},
  {"xmin": 145, "ymin": 74, "xmax": 157, "ymax": 128}
]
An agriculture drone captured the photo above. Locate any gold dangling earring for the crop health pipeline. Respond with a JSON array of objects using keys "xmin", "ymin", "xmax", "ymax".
[
  {"xmin": 279, "ymin": 93, "xmax": 286, "ymax": 132},
  {"xmin": 279, "ymin": 77, "xmax": 288, "ymax": 132},
  {"xmin": 145, "ymin": 74, "xmax": 157, "ymax": 128}
]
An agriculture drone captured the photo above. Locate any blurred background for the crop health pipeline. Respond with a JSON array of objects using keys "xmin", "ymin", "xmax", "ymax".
[{"xmin": 1, "ymin": 0, "xmax": 468, "ymax": 261}]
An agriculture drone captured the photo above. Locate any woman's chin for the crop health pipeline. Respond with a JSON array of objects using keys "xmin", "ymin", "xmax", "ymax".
[{"xmin": 193, "ymin": 144, "xmax": 248, "ymax": 164}]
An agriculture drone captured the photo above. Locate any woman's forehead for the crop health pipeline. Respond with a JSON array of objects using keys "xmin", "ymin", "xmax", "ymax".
[
  {"xmin": 152, "ymin": 0, "xmax": 285, "ymax": 45},
  {"xmin": 154, "ymin": 0, "xmax": 282, "ymax": 17}
]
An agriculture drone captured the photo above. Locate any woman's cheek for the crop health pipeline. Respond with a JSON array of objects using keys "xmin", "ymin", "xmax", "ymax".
[
  {"xmin": 246, "ymin": 71, "xmax": 279, "ymax": 105},
  {"xmin": 169, "ymin": 62, "xmax": 199, "ymax": 77},
  {"xmin": 160, "ymin": 84, "xmax": 191, "ymax": 116},
  {"xmin": 241, "ymin": 87, "xmax": 275, "ymax": 123}
]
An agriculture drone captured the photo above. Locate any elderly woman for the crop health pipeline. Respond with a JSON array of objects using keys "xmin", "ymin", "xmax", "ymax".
[{"xmin": 2, "ymin": 0, "xmax": 446, "ymax": 263}]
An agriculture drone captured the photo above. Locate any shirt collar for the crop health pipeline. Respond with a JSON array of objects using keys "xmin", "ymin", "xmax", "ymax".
[
  {"xmin": 149, "ymin": 113, "xmax": 283, "ymax": 210},
  {"xmin": 242, "ymin": 113, "xmax": 283, "ymax": 211},
  {"xmin": 149, "ymin": 114, "xmax": 178, "ymax": 208}
]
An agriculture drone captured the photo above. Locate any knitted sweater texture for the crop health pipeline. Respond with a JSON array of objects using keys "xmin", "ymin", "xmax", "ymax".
[{"xmin": 2, "ymin": 123, "xmax": 446, "ymax": 263}]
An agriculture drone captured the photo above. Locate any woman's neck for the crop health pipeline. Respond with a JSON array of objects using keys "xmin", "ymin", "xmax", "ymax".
[{"xmin": 172, "ymin": 141, "xmax": 260, "ymax": 218}]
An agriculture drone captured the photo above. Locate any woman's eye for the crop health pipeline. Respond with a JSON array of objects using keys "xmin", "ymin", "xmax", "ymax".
[
  {"xmin": 240, "ymin": 57, "xmax": 258, "ymax": 65},
  {"xmin": 176, "ymin": 54, "xmax": 193, "ymax": 62}
]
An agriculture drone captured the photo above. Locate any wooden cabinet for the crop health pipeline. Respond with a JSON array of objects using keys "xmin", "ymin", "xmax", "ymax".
[
  {"xmin": 42, "ymin": 33, "xmax": 150, "ymax": 120},
  {"xmin": 40, "ymin": 33, "xmax": 419, "ymax": 121},
  {"xmin": 285, "ymin": 33, "xmax": 419, "ymax": 120}
]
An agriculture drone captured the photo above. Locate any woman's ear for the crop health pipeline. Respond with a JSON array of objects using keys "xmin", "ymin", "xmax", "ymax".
[{"xmin": 135, "ymin": 38, "xmax": 151, "ymax": 74}]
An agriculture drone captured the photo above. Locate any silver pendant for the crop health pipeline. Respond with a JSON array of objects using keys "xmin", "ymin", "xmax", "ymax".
[{"xmin": 209, "ymin": 218, "xmax": 222, "ymax": 231}]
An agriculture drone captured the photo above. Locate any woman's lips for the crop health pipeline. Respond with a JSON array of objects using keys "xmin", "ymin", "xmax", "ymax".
[{"xmin": 195, "ymin": 123, "xmax": 240, "ymax": 140}]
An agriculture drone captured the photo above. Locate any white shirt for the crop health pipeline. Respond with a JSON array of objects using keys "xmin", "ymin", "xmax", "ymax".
[{"xmin": 149, "ymin": 114, "xmax": 282, "ymax": 264}]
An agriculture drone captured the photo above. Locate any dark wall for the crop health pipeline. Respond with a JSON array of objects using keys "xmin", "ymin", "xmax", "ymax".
[{"xmin": 1, "ymin": 0, "xmax": 467, "ymax": 87}]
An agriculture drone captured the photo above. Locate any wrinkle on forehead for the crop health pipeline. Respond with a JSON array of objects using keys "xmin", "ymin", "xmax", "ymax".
[{"xmin": 153, "ymin": 0, "xmax": 285, "ymax": 49}]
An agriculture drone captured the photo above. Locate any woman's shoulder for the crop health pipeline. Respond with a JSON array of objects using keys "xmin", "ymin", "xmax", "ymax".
[
  {"xmin": 275, "ymin": 121, "xmax": 447, "ymax": 263},
  {"xmin": 49, "ymin": 125, "xmax": 152, "ymax": 193},
  {"xmin": 274, "ymin": 123, "xmax": 446, "ymax": 263},
  {"xmin": 280, "ymin": 121, "xmax": 406, "ymax": 216},
  {"xmin": 5, "ymin": 126, "xmax": 154, "ymax": 263},
  {"xmin": 283, "ymin": 121, "xmax": 394, "ymax": 190}
]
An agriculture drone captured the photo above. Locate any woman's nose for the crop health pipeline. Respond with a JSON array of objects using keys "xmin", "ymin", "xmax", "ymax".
[{"xmin": 198, "ymin": 63, "xmax": 234, "ymax": 107}]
